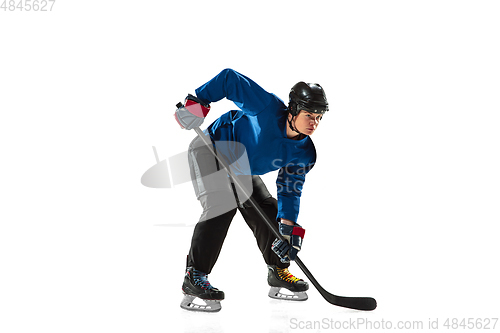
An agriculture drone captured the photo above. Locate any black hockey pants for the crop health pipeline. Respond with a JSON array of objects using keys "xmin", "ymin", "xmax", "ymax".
[{"xmin": 186, "ymin": 134, "xmax": 289, "ymax": 274}]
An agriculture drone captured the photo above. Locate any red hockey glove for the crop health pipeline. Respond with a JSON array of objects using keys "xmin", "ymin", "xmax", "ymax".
[{"xmin": 174, "ymin": 94, "xmax": 211, "ymax": 130}]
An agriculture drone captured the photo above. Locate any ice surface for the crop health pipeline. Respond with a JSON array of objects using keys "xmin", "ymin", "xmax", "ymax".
[{"xmin": 2, "ymin": 1, "xmax": 500, "ymax": 333}]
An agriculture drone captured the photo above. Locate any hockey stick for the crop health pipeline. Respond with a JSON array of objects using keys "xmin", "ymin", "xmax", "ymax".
[{"xmin": 192, "ymin": 126, "xmax": 377, "ymax": 311}]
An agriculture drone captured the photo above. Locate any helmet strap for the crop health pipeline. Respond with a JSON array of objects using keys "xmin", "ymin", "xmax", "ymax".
[{"xmin": 287, "ymin": 114, "xmax": 305, "ymax": 140}]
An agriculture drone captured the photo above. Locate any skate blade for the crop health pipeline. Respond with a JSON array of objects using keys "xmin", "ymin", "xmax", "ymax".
[
  {"xmin": 180, "ymin": 293, "xmax": 222, "ymax": 312},
  {"xmin": 268, "ymin": 287, "xmax": 308, "ymax": 301}
]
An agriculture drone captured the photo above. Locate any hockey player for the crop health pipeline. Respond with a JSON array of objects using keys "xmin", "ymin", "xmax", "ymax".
[{"xmin": 174, "ymin": 68, "xmax": 329, "ymax": 312}]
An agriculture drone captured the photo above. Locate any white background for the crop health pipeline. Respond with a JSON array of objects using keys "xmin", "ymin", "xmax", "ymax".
[{"xmin": 1, "ymin": 1, "xmax": 499, "ymax": 332}]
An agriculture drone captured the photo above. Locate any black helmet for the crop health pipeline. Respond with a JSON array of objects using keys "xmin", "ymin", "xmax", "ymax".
[{"xmin": 289, "ymin": 82, "xmax": 329, "ymax": 116}]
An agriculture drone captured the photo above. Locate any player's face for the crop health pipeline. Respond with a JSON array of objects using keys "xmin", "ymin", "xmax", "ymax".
[{"xmin": 292, "ymin": 110, "xmax": 322, "ymax": 136}]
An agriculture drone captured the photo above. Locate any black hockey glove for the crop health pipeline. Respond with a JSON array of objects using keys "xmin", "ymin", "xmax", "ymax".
[
  {"xmin": 271, "ymin": 222, "xmax": 305, "ymax": 263},
  {"xmin": 174, "ymin": 94, "xmax": 211, "ymax": 130}
]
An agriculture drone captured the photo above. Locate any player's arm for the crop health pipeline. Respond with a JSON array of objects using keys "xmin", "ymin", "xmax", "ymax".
[
  {"xmin": 195, "ymin": 68, "xmax": 272, "ymax": 116},
  {"xmin": 175, "ymin": 68, "xmax": 273, "ymax": 130}
]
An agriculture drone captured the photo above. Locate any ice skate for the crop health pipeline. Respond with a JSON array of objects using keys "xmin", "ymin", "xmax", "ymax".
[
  {"xmin": 267, "ymin": 265, "xmax": 309, "ymax": 301},
  {"xmin": 180, "ymin": 267, "xmax": 224, "ymax": 312}
]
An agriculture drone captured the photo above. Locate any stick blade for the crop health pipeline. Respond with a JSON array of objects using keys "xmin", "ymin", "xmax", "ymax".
[
  {"xmin": 295, "ymin": 258, "xmax": 377, "ymax": 311},
  {"xmin": 329, "ymin": 295, "xmax": 377, "ymax": 311}
]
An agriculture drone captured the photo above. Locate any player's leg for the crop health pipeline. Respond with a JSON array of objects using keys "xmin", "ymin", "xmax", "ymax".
[
  {"xmin": 185, "ymin": 135, "xmax": 239, "ymax": 273},
  {"xmin": 238, "ymin": 180, "xmax": 284, "ymax": 268},
  {"xmin": 181, "ymin": 136, "xmax": 238, "ymax": 312},
  {"xmin": 238, "ymin": 176, "xmax": 309, "ymax": 301}
]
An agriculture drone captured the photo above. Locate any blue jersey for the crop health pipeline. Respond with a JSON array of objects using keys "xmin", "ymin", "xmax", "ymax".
[{"xmin": 195, "ymin": 69, "xmax": 316, "ymax": 223}]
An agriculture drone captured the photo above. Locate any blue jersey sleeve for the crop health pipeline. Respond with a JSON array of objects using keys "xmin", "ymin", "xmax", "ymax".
[
  {"xmin": 276, "ymin": 162, "xmax": 315, "ymax": 223},
  {"xmin": 195, "ymin": 68, "xmax": 273, "ymax": 116}
]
